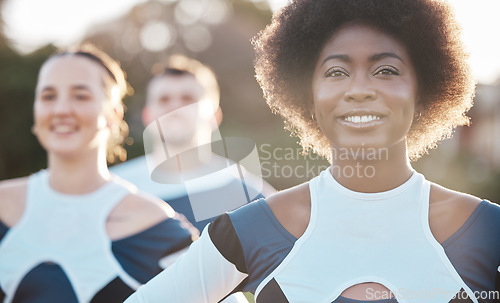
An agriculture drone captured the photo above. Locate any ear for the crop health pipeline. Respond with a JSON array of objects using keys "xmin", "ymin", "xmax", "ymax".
[
  {"xmin": 308, "ymin": 99, "xmax": 316, "ymax": 120},
  {"xmin": 213, "ymin": 107, "xmax": 223, "ymax": 131},
  {"xmin": 416, "ymin": 103, "xmax": 425, "ymax": 112},
  {"xmin": 142, "ymin": 106, "xmax": 154, "ymax": 127},
  {"xmin": 414, "ymin": 90, "xmax": 425, "ymax": 113},
  {"xmin": 106, "ymin": 103, "xmax": 124, "ymax": 129},
  {"xmin": 414, "ymin": 100, "xmax": 425, "ymax": 116}
]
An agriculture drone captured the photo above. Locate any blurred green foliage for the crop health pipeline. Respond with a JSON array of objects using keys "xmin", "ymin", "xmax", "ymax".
[{"xmin": 0, "ymin": 32, "xmax": 55, "ymax": 179}]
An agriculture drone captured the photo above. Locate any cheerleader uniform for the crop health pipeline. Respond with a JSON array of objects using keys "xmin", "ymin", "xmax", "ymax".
[
  {"xmin": 0, "ymin": 170, "xmax": 194, "ymax": 303},
  {"xmin": 125, "ymin": 168, "xmax": 500, "ymax": 303}
]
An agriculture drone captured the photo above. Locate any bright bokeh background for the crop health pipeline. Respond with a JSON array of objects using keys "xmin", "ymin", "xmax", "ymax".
[
  {"xmin": 0, "ymin": 3, "xmax": 498, "ymax": 302},
  {"xmin": 3, "ymin": 0, "xmax": 500, "ymax": 83},
  {"xmin": 1, "ymin": 0, "xmax": 499, "ymax": 202}
]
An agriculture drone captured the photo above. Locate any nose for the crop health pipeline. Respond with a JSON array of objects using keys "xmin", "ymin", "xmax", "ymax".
[
  {"xmin": 344, "ymin": 75, "xmax": 376, "ymax": 102},
  {"xmin": 53, "ymin": 98, "xmax": 72, "ymax": 116},
  {"xmin": 168, "ymin": 99, "xmax": 186, "ymax": 112},
  {"xmin": 164, "ymin": 98, "xmax": 196, "ymax": 116}
]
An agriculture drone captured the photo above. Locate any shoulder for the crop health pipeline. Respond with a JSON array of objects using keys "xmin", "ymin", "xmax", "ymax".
[
  {"xmin": 214, "ymin": 186, "xmax": 309, "ymax": 245},
  {"xmin": 0, "ymin": 176, "xmax": 29, "ymax": 197},
  {"xmin": 207, "ymin": 198, "xmax": 298, "ymax": 279},
  {"xmin": 266, "ymin": 182, "xmax": 311, "ymax": 239},
  {"xmin": 428, "ymin": 182, "xmax": 483, "ymax": 243},
  {"xmin": 107, "ymin": 190, "xmax": 177, "ymax": 240},
  {"xmin": 115, "ymin": 191, "xmax": 176, "ymax": 221},
  {"xmin": 0, "ymin": 177, "xmax": 29, "ymax": 227}
]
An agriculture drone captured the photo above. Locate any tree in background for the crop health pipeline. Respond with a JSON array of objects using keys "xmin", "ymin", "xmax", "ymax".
[{"xmin": 0, "ymin": 0, "xmax": 56, "ymax": 179}]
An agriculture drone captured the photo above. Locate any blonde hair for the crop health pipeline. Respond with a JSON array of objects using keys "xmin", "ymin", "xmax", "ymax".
[{"xmin": 48, "ymin": 43, "xmax": 131, "ymax": 163}]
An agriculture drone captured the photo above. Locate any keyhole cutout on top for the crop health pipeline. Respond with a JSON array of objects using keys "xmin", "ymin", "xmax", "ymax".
[{"xmin": 341, "ymin": 282, "xmax": 394, "ymax": 301}]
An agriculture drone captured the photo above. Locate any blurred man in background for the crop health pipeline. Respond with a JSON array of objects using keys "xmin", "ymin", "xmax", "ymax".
[
  {"xmin": 111, "ymin": 55, "xmax": 274, "ymax": 232},
  {"xmin": 112, "ymin": 55, "xmax": 274, "ymax": 303}
]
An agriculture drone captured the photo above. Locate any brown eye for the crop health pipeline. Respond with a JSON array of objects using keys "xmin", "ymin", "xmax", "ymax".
[
  {"xmin": 40, "ymin": 92, "xmax": 56, "ymax": 101},
  {"xmin": 71, "ymin": 87, "xmax": 93, "ymax": 101},
  {"xmin": 75, "ymin": 93, "xmax": 92, "ymax": 101},
  {"xmin": 159, "ymin": 96, "xmax": 170, "ymax": 104},
  {"xmin": 325, "ymin": 67, "xmax": 349, "ymax": 78},
  {"xmin": 374, "ymin": 66, "xmax": 399, "ymax": 76},
  {"xmin": 181, "ymin": 95, "xmax": 197, "ymax": 104}
]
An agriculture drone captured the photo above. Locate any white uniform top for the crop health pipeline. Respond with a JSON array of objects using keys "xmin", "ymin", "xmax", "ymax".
[
  {"xmin": 255, "ymin": 169, "xmax": 478, "ymax": 303},
  {"xmin": 0, "ymin": 170, "xmax": 141, "ymax": 303}
]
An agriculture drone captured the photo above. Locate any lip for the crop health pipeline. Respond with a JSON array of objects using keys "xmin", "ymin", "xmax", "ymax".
[
  {"xmin": 336, "ymin": 109, "xmax": 388, "ymax": 130},
  {"xmin": 50, "ymin": 123, "xmax": 78, "ymax": 135}
]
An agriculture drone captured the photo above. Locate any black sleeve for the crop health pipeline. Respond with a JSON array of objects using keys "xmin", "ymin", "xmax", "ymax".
[{"xmin": 208, "ymin": 213, "xmax": 248, "ymax": 274}]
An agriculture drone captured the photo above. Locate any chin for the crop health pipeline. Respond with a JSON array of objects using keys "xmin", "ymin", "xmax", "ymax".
[
  {"xmin": 48, "ymin": 149, "xmax": 81, "ymax": 160},
  {"xmin": 46, "ymin": 141, "xmax": 93, "ymax": 159},
  {"xmin": 163, "ymin": 130, "xmax": 197, "ymax": 144},
  {"xmin": 332, "ymin": 138, "xmax": 386, "ymax": 149},
  {"xmin": 162, "ymin": 137, "xmax": 195, "ymax": 148}
]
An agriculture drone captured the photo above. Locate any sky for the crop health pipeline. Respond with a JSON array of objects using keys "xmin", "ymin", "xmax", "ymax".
[{"xmin": 2, "ymin": 0, "xmax": 500, "ymax": 84}]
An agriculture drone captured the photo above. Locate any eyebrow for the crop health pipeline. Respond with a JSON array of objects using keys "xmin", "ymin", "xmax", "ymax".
[
  {"xmin": 321, "ymin": 54, "xmax": 351, "ymax": 66},
  {"xmin": 72, "ymin": 85, "xmax": 92, "ymax": 91},
  {"xmin": 369, "ymin": 52, "xmax": 404, "ymax": 63},
  {"xmin": 40, "ymin": 86, "xmax": 56, "ymax": 92},
  {"xmin": 40, "ymin": 85, "xmax": 92, "ymax": 92},
  {"xmin": 321, "ymin": 52, "xmax": 404, "ymax": 66}
]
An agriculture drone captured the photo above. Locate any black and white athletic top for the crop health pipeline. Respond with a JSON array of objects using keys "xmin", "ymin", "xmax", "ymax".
[
  {"xmin": 125, "ymin": 169, "xmax": 500, "ymax": 303},
  {"xmin": 0, "ymin": 170, "xmax": 195, "ymax": 303}
]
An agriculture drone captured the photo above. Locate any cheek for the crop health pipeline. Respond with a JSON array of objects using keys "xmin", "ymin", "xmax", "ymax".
[
  {"xmin": 312, "ymin": 83, "xmax": 343, "ymax": 116},
  {"xmin": 83, "ymin": 98, "xmax": 108, "ymax": 118},
  {"xmin": 385, "ymin": 82, "xmax": 417, "ymax": 115},
  {"xmin": 33, "ymin": 103, "xmax": 49, "ymax": 125},
  {"xmin": 156, "ymin": 103, "xmax": 176, "ymax": 118}
]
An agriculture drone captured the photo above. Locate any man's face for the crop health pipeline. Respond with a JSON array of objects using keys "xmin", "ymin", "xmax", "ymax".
[{"xmin": 144, "ymin": 75, "xmax": 207, "ymax": 145}]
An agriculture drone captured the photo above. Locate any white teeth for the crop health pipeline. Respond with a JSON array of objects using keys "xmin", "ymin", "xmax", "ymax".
[
  {"xmin": 53, "ymin": 125, "xmax": 75, "ymax": 133},
  {"xmin": 344, "ymin": 115, "xmax": 380, "ymax": 123}
]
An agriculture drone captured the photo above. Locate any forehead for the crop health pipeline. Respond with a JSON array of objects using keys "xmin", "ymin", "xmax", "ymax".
[
  {"xmin": 37, "ymin": 55, "xmax": 105, "ymax": 88},
  {"xmin": 318, "ymin": 23, "xmax": 410, "ymax": 63},
  {"xmin": 148, "ymin": 75, "xmax": 204, "ymax": 97}
]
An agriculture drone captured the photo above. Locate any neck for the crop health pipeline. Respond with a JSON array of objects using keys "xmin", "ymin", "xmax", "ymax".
[
  {"xmin": 329, "ymin": 141, "xmax": 413, "ymax": 193},
  {"xmin": 150, "ymin": 143, "xmax": 218, "ymax": 183},
  {"xmin": 154, "ymin": 136, "xmax": 214, "ymax": 172},
  {"xmin": 47, "ymin": 149, "xmax": 111, "ymax": 194},
  {"xmin": 177, "ymin": 145, "xmax": 214, "ymax": 171}
]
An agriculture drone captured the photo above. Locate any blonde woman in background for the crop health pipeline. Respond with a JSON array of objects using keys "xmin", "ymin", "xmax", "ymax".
[{"xmin": 0, "ymin": 44, "xmax": 197, "ymax": 303}]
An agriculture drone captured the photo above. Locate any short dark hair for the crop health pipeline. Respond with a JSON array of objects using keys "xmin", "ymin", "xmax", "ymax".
[
  {"xmin": 148, "ymin": 55, "xmax": 220, "ymax": 109},
  {"xmin": 253, "ymin": 0, "xmax": 475, "ymax": 161},
  {"xmin": 160, "ymin": 68, "xmax": 195, "ymax": 77}
]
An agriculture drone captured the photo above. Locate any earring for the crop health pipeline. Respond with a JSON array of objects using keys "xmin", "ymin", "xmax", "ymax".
[
  {"xmin": 311, "ymin": 113, "xmax": 317, "ymax": 122},
  {"xmin": 414, "ymin": 112, "xmax": 421, "ymax": 121}
]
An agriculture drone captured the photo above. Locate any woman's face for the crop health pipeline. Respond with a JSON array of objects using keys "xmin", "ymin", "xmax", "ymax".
[
  {"xmin": 312, "ymin": 23, "xmax": 419, "ymax": 153},
  {"xmin": 34, "ymin": 55, "xmax": 110, "ymax": 159}
]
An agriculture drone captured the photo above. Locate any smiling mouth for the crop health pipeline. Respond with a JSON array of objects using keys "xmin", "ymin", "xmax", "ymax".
[
  {"xmin": 337, "ymin": 110, "xmax": 387, "ymax": 129},
  {"xmin": 51, "ymin": 125, "xmax": 77, "ymax": 134},
  {"xmin": 343, "ymin": 115, "xmax": 381, "ymax": 123}
]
